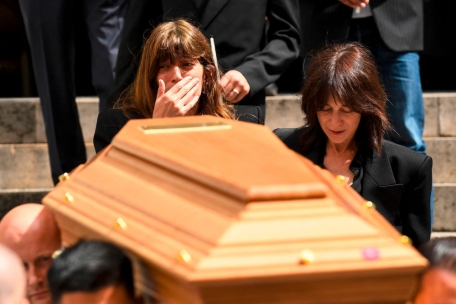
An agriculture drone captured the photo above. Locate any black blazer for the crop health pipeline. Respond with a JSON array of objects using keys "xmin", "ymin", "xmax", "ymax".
[
  {"xmin": 300, "ymin": 0, "xmax": 424, "ymax": 55},
  {"xmin": 94, "ymin": 106, "xmax": 264, "ymax": 153},
  {"xmin": 111, "ymin": 0, "xmax": 301, "ymax": 107},
  {"xmin": 273, "ymin": 127, "xmax": 432, "ymax": 247}
]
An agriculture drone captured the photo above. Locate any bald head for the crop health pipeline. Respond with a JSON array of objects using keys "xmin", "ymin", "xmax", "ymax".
[
  {"xmin": 0, "ymin": 244, "xmax": 28, "ymax": 304},
  {"xmin": 0, "ymin": 203, "xmax": 61, "ymax": 304},
  {"xmin": 0, "ymin": 203, "xmax": 60, "ymax": 245}
]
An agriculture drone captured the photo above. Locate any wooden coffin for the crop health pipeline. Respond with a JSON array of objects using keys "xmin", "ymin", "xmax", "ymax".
[{"xmin": 43, "ymin": 115, "xmax": 427, "ymax": 304}]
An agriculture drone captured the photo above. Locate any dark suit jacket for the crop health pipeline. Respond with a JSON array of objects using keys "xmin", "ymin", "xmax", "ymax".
[
  {"xmin": 111, "ymin": 0, "xmax": 301, "ymax": 107},
  {"xmin": 300, "ymin": 0, "xmax": 424, "ymax": 55},
  {"xmin": 273, "ymin": 127, "xmax": 432, "ymax": 247},
  {"xmin": 94, "ymin": 105, "xmax": 264, "ymax": 153}
]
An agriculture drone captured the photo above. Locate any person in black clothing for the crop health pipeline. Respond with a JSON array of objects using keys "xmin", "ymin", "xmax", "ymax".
[
  {"xmin": 17, "ymin": 0, "xmax": 128, "ymax": 184},
  {"xmin": 109, "ymin": 0, "xmax": 301, "ymax": 124},
  {"xmin": 94, "ymin": 19, "xmax": 238, "ymax": 153},
  {"xmin": 274, "ymin": 43, "xmax": 432, "ymax": 247},
  {"xmin": 48, "ymin": 240, "xmax": 136, "ymax": 304},
  {"xmin": 415, "ymin": 237, "xmax": 456, "ymax": 303}
]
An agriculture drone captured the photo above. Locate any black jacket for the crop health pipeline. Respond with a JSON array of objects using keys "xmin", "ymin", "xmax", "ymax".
[
  {"xmin": 273, "ymin": 127, "xmax": 432, "ymax": 246},
  {"xmin": 300, "ymin": 0, "xmax": 424, "ymax": 55},
  {"xmin": 111, "ymin": 0, "xmax": 301, "ymax": 107}
]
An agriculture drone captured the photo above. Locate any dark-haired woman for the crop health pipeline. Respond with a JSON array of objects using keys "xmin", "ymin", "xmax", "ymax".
[{"xmin": 273, "ymin": 42, "xmax": 432, "ymax": 247}]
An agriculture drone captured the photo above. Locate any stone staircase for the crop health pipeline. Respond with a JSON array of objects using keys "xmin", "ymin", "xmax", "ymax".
[{"xmin": 1, "ymin": 94, "xmax": 455, "ymax": 233}]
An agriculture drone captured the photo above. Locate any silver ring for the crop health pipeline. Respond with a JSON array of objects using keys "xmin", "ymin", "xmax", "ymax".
[{"xmin": 232, "ymin": 89, "xmax": 239, "ymax": 95}]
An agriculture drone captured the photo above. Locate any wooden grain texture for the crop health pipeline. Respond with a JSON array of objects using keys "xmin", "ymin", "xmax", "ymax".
[
  {"xmin": 43, "ymin": 116, "xmax": 428, "ymax": 303},
  {"xmin": 113, "ymin": 116, "xmax": 329, "ymax": 201}
]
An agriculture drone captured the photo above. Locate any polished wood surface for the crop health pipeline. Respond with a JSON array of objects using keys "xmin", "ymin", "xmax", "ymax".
[{"xmin": 43, "ymin": 115, "xmax": 427, "ymax": 304}]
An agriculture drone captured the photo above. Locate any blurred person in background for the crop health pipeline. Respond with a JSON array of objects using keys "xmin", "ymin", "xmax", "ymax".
[
  {"xmin": 17, "ymin": 0, "xmax": 128, "ymax": 185},
  {"xmin": 0, "ymin": 203, "xmax": 61, "ymax": 304},
  {"xmin": 48, "ymin": 240, "xmax": 136, "ymax": 304},
  {"xmin": 0, "ymin": 243, "xmax": 29, "ymax": 304},
  {"xmin": 415, "ymin": 237, "xmax": 456, "ymax": 304}
]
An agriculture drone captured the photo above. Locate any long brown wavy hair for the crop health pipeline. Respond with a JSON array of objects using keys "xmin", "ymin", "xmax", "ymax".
[
  {"xmin": 115, "ymin": 19, "xmax": 234, "ymax": 119},
  {"xmin": 300, "ymin": 42, "xmax": 392, "ymax": 154}
]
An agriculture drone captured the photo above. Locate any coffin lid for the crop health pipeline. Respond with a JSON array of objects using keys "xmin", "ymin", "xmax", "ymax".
[{"xmin": 43, "ymin": 116, "xmax": 427, "ymax": 303}]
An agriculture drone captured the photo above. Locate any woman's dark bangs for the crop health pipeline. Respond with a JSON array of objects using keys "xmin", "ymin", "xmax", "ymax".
[
  {"xmin": 333, "ymin": 71, "xmax": 365, "ymax": 112},
  {"xmin": 156, "ymin": 34, "xmax": 189, "ymax": 64},
  {"xmin": 326, "ymin": 72, "xmax": 348, "ymax": 108},
  {"xmin": 159, "ymin": 40, "xmax": 203, "ymax": 65},
  {"xmin": 156, "ymin": 44, "xmax": 175, "ymax": 64}
]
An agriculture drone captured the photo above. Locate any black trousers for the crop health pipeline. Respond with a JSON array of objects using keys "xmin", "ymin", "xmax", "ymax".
[{"xmin": 18, "ymin": 0, "xmax": 128, "ymax": 184}]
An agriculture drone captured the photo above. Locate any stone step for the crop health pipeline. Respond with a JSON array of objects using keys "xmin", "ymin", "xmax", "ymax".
[
  {"xmin": 1, "ymin": 93, "xmax": 455, "ymax": 231},
  {"xmin": 0, "ymin": 161, "xmax": 454, "ymax": 231},
  {"xmin": 0, "ymin": 137, "xmax": 451, "ymax": 188},
  {"xmin": 0, "ymin": 143, "xmax": 95, "ymax": 189},
  {"xmin": 0, "ymin": 182, "xmax": 453, "ymax": 231},
  {"xmin": 266, "ymin": 93, "xmax": 456, "ymax": 137},
  {"xmin": 433, "ymin": 183, "xmax": 456, "ymax": 231},
  {"xmin": 1, "ymin": 93, "xmax": 455, "ymax": 144},
  {"xmin": 425, "ymin": 137, "xmax": 456, "ymax": 183},
  {"xmin": 431, "ymin": 232, "xmax": 456, "ymax": 238},
  {"xmin": 0, "ymin": 97, "xmax": 98, "ymax": 145},
  {"xmin": 0, "ymin": 139, "xmax": 454, "ymax": 230}
]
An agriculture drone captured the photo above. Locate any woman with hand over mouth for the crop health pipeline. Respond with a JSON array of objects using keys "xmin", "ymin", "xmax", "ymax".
[{"xmin": 94, "ymin": 19, "xmax": 235, "ymax": 153}]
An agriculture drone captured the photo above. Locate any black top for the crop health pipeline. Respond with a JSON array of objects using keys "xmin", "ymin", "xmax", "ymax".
[
  {"xmin": 110, "ymin": 0, "xmax": 301, "ymax": 108},
  {"xmin": 300, "ymin": 0, "xmax": 424, "ymax": 55},
  {"xmin": 273, "ymin": 127, "xmax": 432, "ymax": 247}
]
